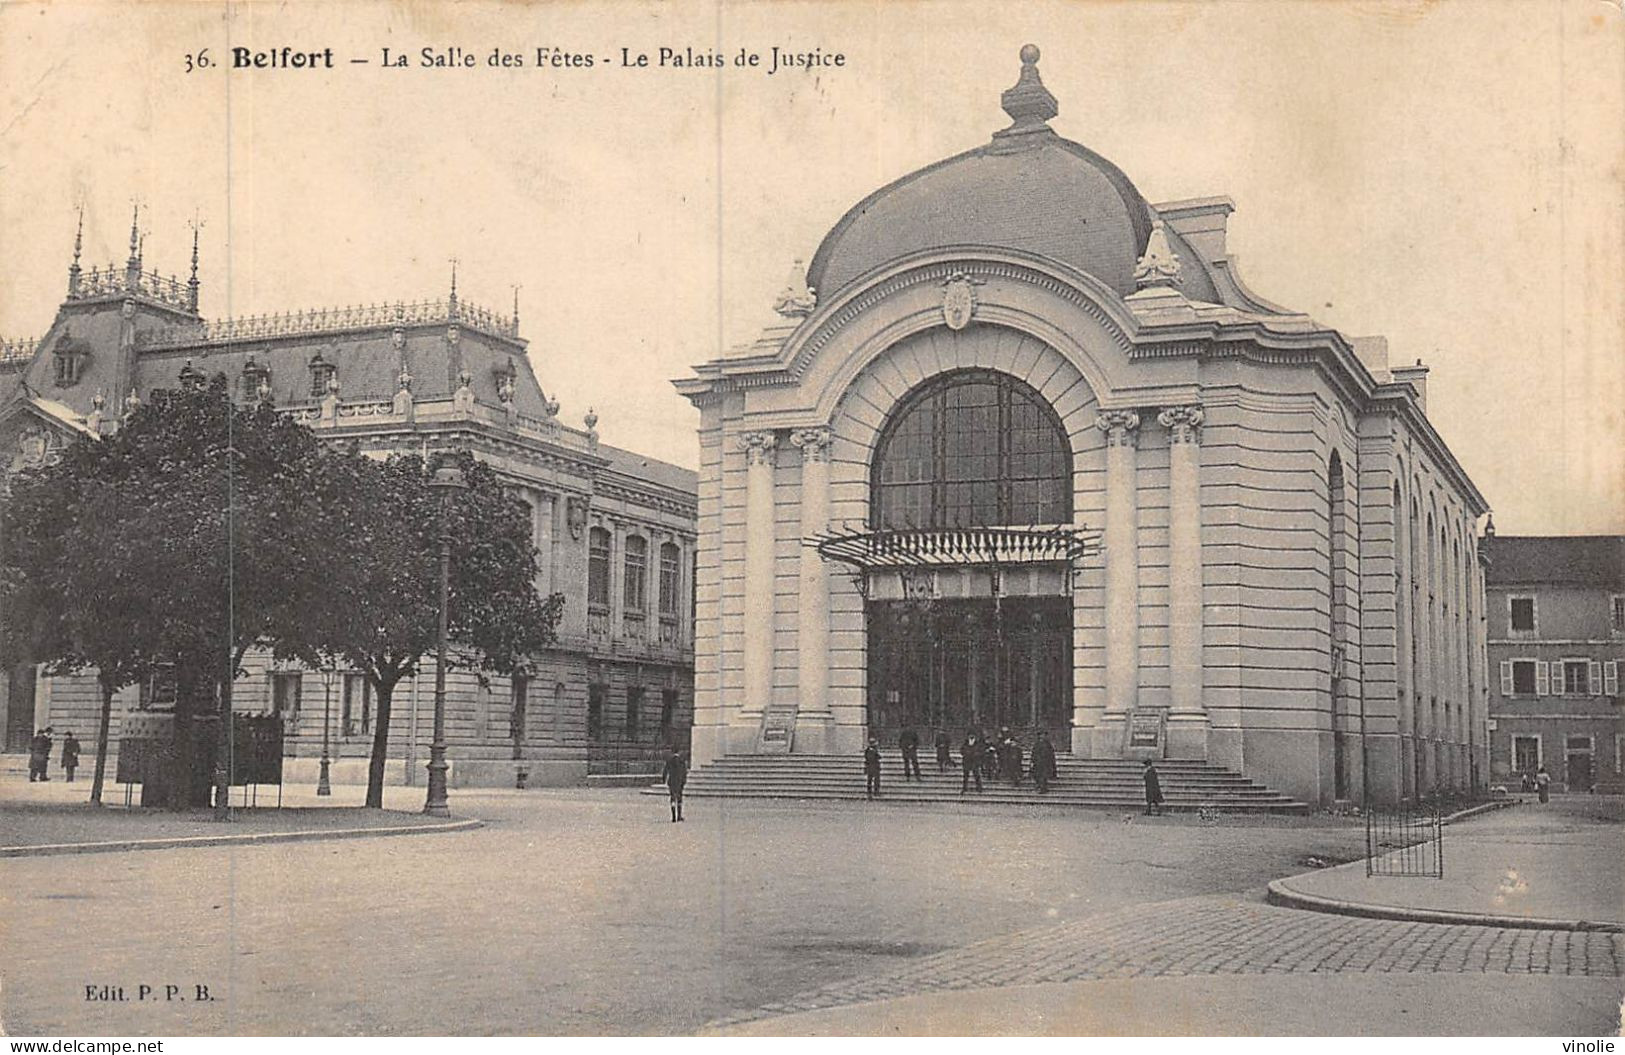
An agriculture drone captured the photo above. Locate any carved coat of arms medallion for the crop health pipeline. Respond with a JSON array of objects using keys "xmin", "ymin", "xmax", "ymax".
[{"xmin": 941, "ymin": 271, "xmax": 983, "ymax": 331}]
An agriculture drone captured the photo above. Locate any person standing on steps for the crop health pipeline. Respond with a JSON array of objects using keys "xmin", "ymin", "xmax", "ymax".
[
  {"xmin": 934, "ymin": 729, "xmax": 953, "ymax": 773},
  {"xmin": 61, "ymin": 731, "xmax": 81, "ymax": 783},
  {"xmin": 960, "ymin": 730, "xmax": 983, "ymax": 794},
  {"xmin": 899, "ymin": 726, "xmax": 922, "ymax": 782},
  {"xmin": 1142, "ymin": 759, "xmax": 1164, "ymax": 816},
  {"xmin": 1030, "ymin": 729, "xmax": 1056, "ymax": 793},
  {"xmin": 661, "ymin": 748, "xmax": 688, "ymax": 822},
  {"xmin": 864, "ymin": 738, "xmax": 882, "ymax": 799}
]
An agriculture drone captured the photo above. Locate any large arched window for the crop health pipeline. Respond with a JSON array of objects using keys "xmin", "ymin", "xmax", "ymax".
[{"xmin": 871, "ymin": 370, "xmax": 1070, "ymax": 529}]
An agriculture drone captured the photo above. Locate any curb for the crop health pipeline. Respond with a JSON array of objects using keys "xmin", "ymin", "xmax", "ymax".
[
  {"xmin": 0, "ymin": 817, "xmax": 484, "ymax": 858},
  {"xmin": 1440, "ymin": 800, "xmax": 1518, "ymax": 825},
  {"xmin": 1265, "ymin": 873, "xmax": 1625, "ymax": 934}
]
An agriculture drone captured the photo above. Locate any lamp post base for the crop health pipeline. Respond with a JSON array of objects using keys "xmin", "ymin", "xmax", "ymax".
[
  {"xmin": 316, "ymin": 755, "xmax": 332, "ymax": 796},
  {"xmin": 424, "ymin": 753, "xmax": 450, "ymax": 816}
]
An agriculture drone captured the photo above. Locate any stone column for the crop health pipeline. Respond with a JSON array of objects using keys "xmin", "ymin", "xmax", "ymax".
[
  {"xmin": 739, "ymin": 431, "xmax": 778, "ymax": 730},
  {"xmin": 790, "ymin": 427, "xmax": 832, "ymax": 752},
  {"xmin": 1159, "ymin": 405, "xmax": 1208, "ymax": 758},
  {"xmin": 535, "ymin": 491, "xmax": 555, "ymax": 600},
  {"xmin": 1093, "ymin": 409, "xmax": 1140, "ymax": 757}
]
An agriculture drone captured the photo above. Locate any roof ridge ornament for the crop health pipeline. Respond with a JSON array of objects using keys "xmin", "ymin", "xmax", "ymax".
[
  {"xmin": 772, "ymin": 259, "xmax": 817, "ymax": 318},
  {"xmin": 1133, "ymin": 219, "xmax": 1183, "ymax": 290},
  {"xmin": 995, "ymin": 44, "xmax": 1058, "ymax": 141}
]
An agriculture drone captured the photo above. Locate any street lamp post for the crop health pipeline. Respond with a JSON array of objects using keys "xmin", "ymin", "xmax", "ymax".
[
  {"xmin": 317, "ymin": 666, "xmax": 334, "ymax": 796},
  {"xmin": 424, "ymin": 461, "xmax": 467, "ymax": 816}
]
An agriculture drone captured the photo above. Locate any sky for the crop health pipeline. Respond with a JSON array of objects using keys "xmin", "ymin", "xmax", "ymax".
[{"xmin": 1, "ymin": 0, "xmax": 1619, "ymax": 535}]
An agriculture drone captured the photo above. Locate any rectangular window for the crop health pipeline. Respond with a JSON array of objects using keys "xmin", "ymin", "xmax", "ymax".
[
  {"xmin": 271, "ymin": 672, "xmax": 302, "ymax": 720},
  {"xmin": 1513, "ymin": 735, "xmax": 1540, "ymax": 773},
  {"xmin": 1606, "ymin": 660, "xmax": 1619, "ymax": 697},
  {"xmin": 587, "ymin": 528, "xmax": 611, "ymax": 610},
  {"xmin": 624, "ymin": 536, "xmax": 648, "ymax": 613},
  {"xmin": 660, "ymin": 689, "xmax": 677, "ymax": 732},
  {"xmin": 342, "ymin": 674, "xmax": 371, "ymax": 737},
  {"xmin": 1508, "ymin": 596, "xmax": 1536, "ymax": 634},
  {"xmin": 1563, "ymin": 660, "xmax": 1589, "ymax": 696},
  {"xmin": 625, "ymin": 686, "xmax": 643, "ymax": 738},
  {"xmin": 587, "ymin": 683, "xmax": 605, "ymax": 741},
  {"xmin": 1612, "ymin": 596, "xmax": 1625, "ymax": 636},
  {"xmin": 659, "ymin": 543, "xmax": 680, "ymax": 617},
  {"xmin": 1510, "ymin": 660, "xmax": 1536, "ymax": 696}
]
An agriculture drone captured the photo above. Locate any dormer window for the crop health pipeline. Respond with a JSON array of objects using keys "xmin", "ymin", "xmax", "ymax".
[
  {"xmin": 309, "ymin": 352, "xmax": 336, "ymax": 399},
  {"xmin": 53, "ymin": 342, "xmax": 86, "ymax": 387},
  {"xmin": 241, "ymin": 356, "xmax": 271, "ymax": 402}
]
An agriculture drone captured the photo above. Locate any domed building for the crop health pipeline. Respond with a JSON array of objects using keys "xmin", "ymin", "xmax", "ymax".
[{"xmin": 677, "ymin": 47, "xmax": 1491, "ymax": 807}]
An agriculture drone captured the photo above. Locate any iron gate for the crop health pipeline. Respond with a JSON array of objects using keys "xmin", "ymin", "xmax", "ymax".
[{"xmin": 1365, "ymin": 804, "xmax": 1444, "ymax": 878}]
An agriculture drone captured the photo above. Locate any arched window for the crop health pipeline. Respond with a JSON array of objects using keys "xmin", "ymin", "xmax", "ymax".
[
  {"xmin": 587, "ymin": 526, "xmax": 611, "ymax": 609},
  {"xmin": 871, "ymin": 370, "xmax": 1070, "ymax": 529},
  {"xmin": 624, "ymin": 535, "xmax": 648, "ymax": 613},
  {"xmin": 658, "ymin": 541, "xmax": 680, "ymax": 616}
]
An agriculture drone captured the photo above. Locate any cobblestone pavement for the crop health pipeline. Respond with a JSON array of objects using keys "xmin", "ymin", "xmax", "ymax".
[
  {"xmin": 3, "ymin": 783, "xmax": 1619, "ymax": 1035},
  {"xmin": 709, "ymin": 894, "xmax": 1625, "ymax": 1030}
]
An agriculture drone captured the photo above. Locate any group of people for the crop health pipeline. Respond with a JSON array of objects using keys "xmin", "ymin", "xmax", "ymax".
[
  {"xmin": 863, "ymin": 727, "xmax": 1060, "ymax": 797},
  {"xmin": 27, "ymin": 728, "xmax": 80, "ymax": 783},
  {"xmin": 1519, "ymin": 767, "xmax": 1553, "ymax": 803}
]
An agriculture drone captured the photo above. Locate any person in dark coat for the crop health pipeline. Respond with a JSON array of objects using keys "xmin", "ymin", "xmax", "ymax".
[
  {"xmin": 61, "ymin": 731, "xmax": 81, "ymax": 783},
  {"xmin": 899, "ymin": 727, "xmax": 922, "ymax": 782},
  {"xmin": 864, "ymin": 738, "xmax": 882, "ymax": 799},
  {"xmin": 28, "ymin": 730, "xmax": 47, "ymax": 782},
  {"xmin": 982, "ymin": 729, "xmax": 1000, "ymax": 782},
  {"xmin": 934, "ymin": 729, "xmax": 953, "ymax": 773},
  {"xmin": 1005, "ymin": 734, "xmax": 1023, "ymax": 787},
  {"xmin": 960, "ymin": 731, "xmax": 983, "ymax": 793},
  {"xmin": 30, "ymin": 729, "xmax": 54, "ymax": 782},
  {"xmin": 661, "ymin": 748, "xmax": 689, "ymax": 823},
  {"xmin": 1030, "ymin": 730, "xmax": 1057, "ymax": 793},
  {"xmin": 1142, "ymin": 760, "xmax": 1164, "ymax": 815}
]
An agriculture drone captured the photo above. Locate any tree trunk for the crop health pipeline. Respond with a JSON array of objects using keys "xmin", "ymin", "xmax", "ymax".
[
  {"xmin": 364, "ymin": 673, "xmax": 399, "ymax": 808},
  {"xmin": 90, "ymin": 674, "xmax": 115, "ymax": 806},
  {"xmin": 167, "ymin": 662, "xmax": 199, "ymax": 811}
]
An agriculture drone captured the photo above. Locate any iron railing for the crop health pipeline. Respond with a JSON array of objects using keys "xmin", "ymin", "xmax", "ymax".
[{"xmin": 1365, "ymin": 804, "xmax": 1444, "ymax": 878}]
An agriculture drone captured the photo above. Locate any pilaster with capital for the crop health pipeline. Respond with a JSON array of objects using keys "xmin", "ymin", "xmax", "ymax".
[
  {"xmin": 1095, "ymin": 410, "xmax": 1142, "ymax": 725},
  {"xmin": 791, "ymin": 428, "xmax": 833, "ymax": 732},
  {"xmin": 1158, "ymin": 405, "xmax": 1207, "ymax": 753},
  {"xmin": 738, "ymin": 430, "xmax": 779, "ymax": 716}
]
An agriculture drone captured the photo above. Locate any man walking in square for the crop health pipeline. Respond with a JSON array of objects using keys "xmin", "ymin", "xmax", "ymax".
[
  {"xmin": 1031, "ymin": 729, "xmax": 1056, "ymax": 793},
  {"xmin": 61, "ymin": 731, "xmax": 81, "ymax": 783},
  {"xmin": 899, "ymin": 727, "xmax": 922, "ymax": 782},
  {"xmin": 960, "ymin": 730, "xmax": 983, "ymax": 794},
  {"xmin": 1143, "ymin": 759, "xmax": 1164, "ymax": 816},
  {"xmin": 661, "ymin": 747, "xmax": 688, "ymax": 823}
]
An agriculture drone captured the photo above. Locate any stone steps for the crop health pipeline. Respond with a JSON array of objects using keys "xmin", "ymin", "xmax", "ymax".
[{"xmin": 648, "ymin": 754, "xmax": 1308, "ymax": 813}]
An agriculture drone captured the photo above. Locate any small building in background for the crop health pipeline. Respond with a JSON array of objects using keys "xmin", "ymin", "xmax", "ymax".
[{"xmin": 1484, "ymin": 535, "xmax": 1625, "ymax": 793}]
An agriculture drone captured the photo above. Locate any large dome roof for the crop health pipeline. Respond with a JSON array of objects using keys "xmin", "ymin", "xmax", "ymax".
[{"xmin": 805, "ymin": 46, "xmax": 1217, "ymax": 303}]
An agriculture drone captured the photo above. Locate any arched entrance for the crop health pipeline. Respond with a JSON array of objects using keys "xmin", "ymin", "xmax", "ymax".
[{"xmin": 864, "ymin": 369, "xmax": 1074, "ymax": 746}]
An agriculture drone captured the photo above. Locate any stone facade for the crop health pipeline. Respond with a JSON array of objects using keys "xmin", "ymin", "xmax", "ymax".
[
  {"xmin": 676, "ymin": 48, "xmax": 1490, "ymax": 807},
  {"xmin": 1484, "ymin": 535, "xmax": 1625, "ymax": 794},
  {"xmin": 0, "ymin": 214, "xmax": 697, "ymax": 787}
]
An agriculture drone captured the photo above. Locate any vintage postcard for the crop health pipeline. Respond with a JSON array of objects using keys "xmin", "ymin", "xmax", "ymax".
[{"xmin": 0, "ymin": 0, "xmax": 1620, "ymax": 1041}]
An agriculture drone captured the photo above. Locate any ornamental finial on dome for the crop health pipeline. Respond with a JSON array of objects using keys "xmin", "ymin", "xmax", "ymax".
[
  {"xmin": 996, "ymin": 44, "xmax": 1058, "ymax": 139},
  {"xmin": 1133, "ymin": 220, "xmax": 1182, "ymax": 290}
]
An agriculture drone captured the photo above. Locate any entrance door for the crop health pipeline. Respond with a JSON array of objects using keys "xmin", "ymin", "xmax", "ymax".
[
  {"xmin": 1566, "ymin": 736, "xmax": 1593, "ymax": 792},
  {"xmin": 867, "ymin": 595, "xmax": 1071, "ymax": 747}
]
